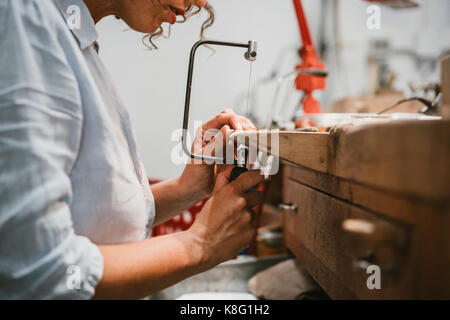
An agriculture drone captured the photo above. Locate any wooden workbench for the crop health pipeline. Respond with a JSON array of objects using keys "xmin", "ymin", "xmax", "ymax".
[{"xmin": 234, "ymin": 118, "xmax": 450, "ymax": 299}]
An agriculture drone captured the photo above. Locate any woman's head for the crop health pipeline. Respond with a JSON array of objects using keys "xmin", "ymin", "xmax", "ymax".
[
  {"xmin": 109, "ymin": 0, "xmax": 214, "ymax": 49},
  {"xmin": 84, "ymin": 0, "xmax": 214, "ymax": 49},
  {"xmin": 115, "ymin": 0, "xmax": 205, "ymax": 33}
]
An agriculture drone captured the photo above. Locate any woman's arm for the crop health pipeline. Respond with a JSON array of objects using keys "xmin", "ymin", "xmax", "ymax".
[
  {"xmin": 0, "ymin": 1, "xmax": 105, "ymax": 299},
  {"xmin": 94, "ymin": 231, "xmax": 202, "ymax": 299},
  {"xmin": 94, "ymin": 169, "xmax": 264, "ymax": 300},
  {"xmin": 151, "ymin": 176, "xmax": 206, "ymax": 226}
]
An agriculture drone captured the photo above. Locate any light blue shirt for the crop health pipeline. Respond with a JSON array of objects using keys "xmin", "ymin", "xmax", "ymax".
[{"xmin": 0, "ymin": 0, "xmax": 155, "ymax": 299}]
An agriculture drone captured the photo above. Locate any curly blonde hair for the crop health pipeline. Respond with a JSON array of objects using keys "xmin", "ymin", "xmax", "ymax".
[{"xmin": 143, "ymin": 2, "xmax": 215, "ymax": 50}]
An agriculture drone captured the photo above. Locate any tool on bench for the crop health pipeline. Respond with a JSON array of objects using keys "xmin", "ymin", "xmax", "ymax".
[{"xmin": 181, "ymin": 39, "xmax": 258, "ymax": 184}]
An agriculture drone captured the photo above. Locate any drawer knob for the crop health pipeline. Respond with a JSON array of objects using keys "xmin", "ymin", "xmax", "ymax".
[
  {"xmin": 342, "ymin": 219, "xmax": 407, "ymax": 249},
  {"xmin": 278, "ymin": 203, "xmax": 298, "ymax": 213},
  {"xmin": 352, "ymin": 257, "xmax": 398, "ymax": 278}
]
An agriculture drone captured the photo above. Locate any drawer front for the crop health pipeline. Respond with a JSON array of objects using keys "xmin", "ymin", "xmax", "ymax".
[{"xmin": 282, "ymin": 178, "xmax": 416, "ymax": 299}]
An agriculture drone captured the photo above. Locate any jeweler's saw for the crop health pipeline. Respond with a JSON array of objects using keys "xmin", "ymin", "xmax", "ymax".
[{"xmin": 181, "ymin": 40, "xmax": 258, "ymax": 182}]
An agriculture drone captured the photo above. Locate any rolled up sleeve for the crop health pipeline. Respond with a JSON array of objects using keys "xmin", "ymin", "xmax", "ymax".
[{"xmin": 0, "ymin": 0, "xmax": 103, "ymax": 299}]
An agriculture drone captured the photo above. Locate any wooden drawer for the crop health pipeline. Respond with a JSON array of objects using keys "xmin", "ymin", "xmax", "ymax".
[{"xmin": 282, "ymin": 178, "xmax": 417, "ymax": 299}]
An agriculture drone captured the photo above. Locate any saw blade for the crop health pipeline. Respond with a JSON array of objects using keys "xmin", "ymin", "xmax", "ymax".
[{"xmin": 244, "ymin": 61, "xmax": 254, "ymax": 119}]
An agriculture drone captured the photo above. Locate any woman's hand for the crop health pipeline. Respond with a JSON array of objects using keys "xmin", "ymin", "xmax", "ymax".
[
  {"xmin": 179, "ymin": 109, "xmax": 256, "ymax": 201},
  {"xmin": 95, "ymin": 168, "xmax": 263, "ymax": 299},
  {"xmin": 188, "ymin": 168, "xmax": 264, "ymax": 269}
]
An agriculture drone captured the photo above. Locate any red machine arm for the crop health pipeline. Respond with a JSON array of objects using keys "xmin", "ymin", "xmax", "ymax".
[{"xmin": 292, "ymin": 0, "xmax": 327, "ymax": 114}]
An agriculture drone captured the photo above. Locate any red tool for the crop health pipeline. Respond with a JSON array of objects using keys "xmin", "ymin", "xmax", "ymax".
[{"xmin": 292, "ymin": 0, "xmax": 327, "ymax": 114}]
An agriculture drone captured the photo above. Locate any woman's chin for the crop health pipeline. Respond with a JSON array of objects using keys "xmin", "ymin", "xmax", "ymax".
[
  {"xmin": 124, "ymin": 19, "xmax": 161, "ymax": 34},
  {"xmin": 143, "ymin": 22, "xmax": 162, "ymax": 33}
]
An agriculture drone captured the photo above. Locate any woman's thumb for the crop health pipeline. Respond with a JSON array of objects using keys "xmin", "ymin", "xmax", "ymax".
[{"xmin": 212, "ymin": 165, "xmax": 234, "ymax": 194}]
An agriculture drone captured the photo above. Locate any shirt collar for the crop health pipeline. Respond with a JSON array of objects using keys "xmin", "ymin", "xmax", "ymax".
[{"xmin": 53, "ymin": 0, "xmax": 98, "ymax": 50}]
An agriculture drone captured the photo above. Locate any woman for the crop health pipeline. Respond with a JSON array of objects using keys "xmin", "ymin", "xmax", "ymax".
[{"xmin": 0, "ymin": 0, "xmax": 263, "ymax": 299}]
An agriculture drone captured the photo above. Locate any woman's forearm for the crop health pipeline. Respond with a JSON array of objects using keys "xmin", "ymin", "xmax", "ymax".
[
  {"xmin": 93, "ymin": 169, "xmax": 264, "ymax": 300},
  {"xmin": 151, "ymin": 177, "xmax": 206, "ymax": 226},
  {"xmin": 93, "ymin": 230, "xmax": 205, "ymax": 300}
]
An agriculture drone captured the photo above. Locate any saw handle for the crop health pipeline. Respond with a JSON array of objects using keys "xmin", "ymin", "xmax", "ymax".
[{"xmin": 230, "ymin": 167, "xmax": 258, "ymax": 192}]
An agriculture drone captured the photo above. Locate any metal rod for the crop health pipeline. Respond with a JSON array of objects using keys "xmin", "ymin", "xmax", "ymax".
[{"xmin": 181, "ymin": 40, "xmax": 256, "ymax": 164}]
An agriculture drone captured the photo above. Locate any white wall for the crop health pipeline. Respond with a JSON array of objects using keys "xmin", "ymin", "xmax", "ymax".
[
  {"xmin": 96, "ymin": 0, "xmax": 450, "ymax": 180},
  {"xmin": 325, "ymin": 0, "xmax": 450, "ymax": 105}
]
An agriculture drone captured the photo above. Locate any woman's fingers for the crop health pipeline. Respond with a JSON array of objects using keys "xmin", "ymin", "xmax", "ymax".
[
  {"xmin": 197, "ymin": 127, "xmax": 236, "ymax": 167},
  {"xmin": 203, "ymin": 110, "xmax": 239, "ymax": 130},
  {"xmin": 212, "ymin": 165, "xmax": 234, "ymax": 194},
  {"xmin": 240, "ymin": 117, "xmax": 257, "ymax": 130},
  {"xmin": 237, "ymin": 209, "xmax": 256, "ymax": 229},
  {"xmin": 192, "ymin": 110, "xmax": 257, "ymax": 161},
  {"xmin": 229, "ymin": 170, "xmax": 264, "ymax": 194},
  {"xmin": 202, "ymin": 109, "xmax": 256, "ymax": 132},
  {"xmin": 242, "ymin": 191, "xmax": 264, "ymax": 209}
]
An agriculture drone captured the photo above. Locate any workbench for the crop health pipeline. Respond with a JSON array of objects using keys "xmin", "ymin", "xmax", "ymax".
[{"xmin": 236, "ymin": 117, "xmax": 450, "ymax": 299}]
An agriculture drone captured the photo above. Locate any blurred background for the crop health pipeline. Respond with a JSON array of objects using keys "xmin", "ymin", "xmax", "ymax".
[{"xmin": 96, "ymin": 0, "xmax": 450, "ymax": 179}]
